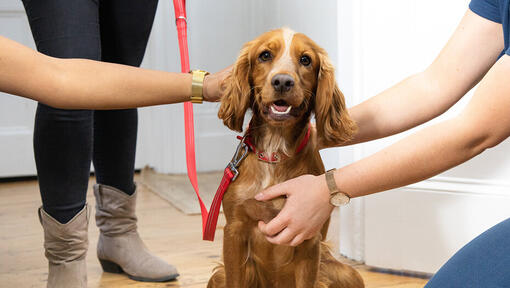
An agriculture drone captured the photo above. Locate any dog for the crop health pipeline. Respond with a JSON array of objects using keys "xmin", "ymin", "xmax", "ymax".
[{"xmin": 208, "ymin": 27, "xmax": 364, "ymax": 288}]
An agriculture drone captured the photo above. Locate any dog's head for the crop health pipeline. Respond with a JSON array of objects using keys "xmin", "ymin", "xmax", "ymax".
[{"xmin": 218, "ymin": 27, "xmax": 356, "ymax": 145}]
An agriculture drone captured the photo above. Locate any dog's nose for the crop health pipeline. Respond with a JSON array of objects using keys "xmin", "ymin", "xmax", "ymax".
[{"xmin": 271, "ymin": 74, "xmax": 294, "ymax": 92}]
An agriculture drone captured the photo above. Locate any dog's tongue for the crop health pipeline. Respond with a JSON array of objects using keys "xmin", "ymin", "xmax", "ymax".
[{"xmin": 272, "ymin": 100, "xmax": 289, "ymax": 112}]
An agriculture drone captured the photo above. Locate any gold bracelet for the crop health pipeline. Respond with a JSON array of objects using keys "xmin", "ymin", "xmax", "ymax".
[{"xmin": 189, "ymin": 70, "xmax": 210, "ymax": 104}]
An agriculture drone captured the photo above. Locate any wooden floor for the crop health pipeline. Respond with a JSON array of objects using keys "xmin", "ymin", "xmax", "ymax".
[{"xmin": 0, "ymin": 177, "xmax": 428, "ymax": 288}]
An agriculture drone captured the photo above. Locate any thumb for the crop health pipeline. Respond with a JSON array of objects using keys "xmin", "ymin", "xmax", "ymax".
[{"xmin": 255, "ymin": 182, "xmax": 288, "ymax": 201}]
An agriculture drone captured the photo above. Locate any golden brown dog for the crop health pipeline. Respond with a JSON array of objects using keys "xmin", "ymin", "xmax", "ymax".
[{"xmin": 208, "ymin": 27, "xmax": 364, "ymax": 288}]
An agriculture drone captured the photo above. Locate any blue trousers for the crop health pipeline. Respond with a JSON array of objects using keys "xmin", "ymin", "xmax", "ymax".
[{"xmin": 425, "ymin": 217, "xmax": 510, "ymax": 288}]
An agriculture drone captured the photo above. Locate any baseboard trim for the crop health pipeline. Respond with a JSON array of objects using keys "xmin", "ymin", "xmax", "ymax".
[
  {"xmin": 0, "ymin": 169, "xmax": 141, "ymax": 182},
  {"xmin": 365, "ymin": 266, "xmax": 433, "ymax": 280},
  {"xmin": 406, "ymin": 176, "xmax": 510, "ymax": 198}
]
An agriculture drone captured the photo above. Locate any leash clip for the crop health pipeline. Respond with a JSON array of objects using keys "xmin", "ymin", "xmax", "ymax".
[{"xmin": 227, "ymin": 136, "xmax": 249, "ymax": 181}]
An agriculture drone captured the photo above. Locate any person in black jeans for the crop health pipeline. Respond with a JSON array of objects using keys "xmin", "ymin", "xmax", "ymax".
[{"xmin": 22, "ymin": 0, "xmax": 178, "ymax": 286}]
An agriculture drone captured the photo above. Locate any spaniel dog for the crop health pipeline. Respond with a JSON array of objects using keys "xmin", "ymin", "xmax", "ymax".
[{"xmin": 208, "ymin": 27, "xmax": 364, "ymax": 288}]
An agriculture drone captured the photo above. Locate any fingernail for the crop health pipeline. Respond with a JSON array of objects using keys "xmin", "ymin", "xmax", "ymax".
[{"xmin": 255, "ymin": 193, "xmax": 263, "ymax": 200}]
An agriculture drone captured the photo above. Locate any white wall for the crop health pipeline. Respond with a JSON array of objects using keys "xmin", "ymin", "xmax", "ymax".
[
  {"xmin": 337, "ymin": 0, "xmax": 510, "ymax": 274},
  {"xmin": 0, "ymin": 1, "xmax": 38, "ymax": 177},
  {"xmin": 137, "ymin": 0, "xmax": 251, "ymax": 174}
]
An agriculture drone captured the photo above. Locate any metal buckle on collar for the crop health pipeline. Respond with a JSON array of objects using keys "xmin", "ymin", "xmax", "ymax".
[
  {"xmin": 256, "ymin": 151, "xmax": 280, "ymax": 164},
  {"xmin": 226, "ymin": 136, "xmax": 249, "ymax": 181}
]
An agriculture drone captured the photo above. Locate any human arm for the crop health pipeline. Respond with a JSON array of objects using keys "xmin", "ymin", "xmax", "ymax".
[
  {"xmin": 255, "ymin": 10, "xmax": 508, "ymax": 246},
  {"xmin": 342, "ymin": 10, "xmax": 503, "ymax": 146},
  {"xmin": 257, "ymin": 54, "xmax": 510, "ymax": 246},
  {"xmin": 0, "ymin": 36, "xmax": 230, "ymax": 109}
]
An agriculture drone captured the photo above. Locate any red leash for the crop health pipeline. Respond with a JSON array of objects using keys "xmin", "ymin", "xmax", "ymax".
[
  {"xmin": 173, "ymin": 3, "xmax": 310, "ymax": 240},
  {"xmin": 173, "ymin": 0, "xmax": 247, "ymax": 241},
  {"xmin": 173, "ymin": 0, "xmax": 208, "ymax": 238}
]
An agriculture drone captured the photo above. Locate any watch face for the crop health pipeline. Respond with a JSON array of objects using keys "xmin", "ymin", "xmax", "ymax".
[{"xmin": 330, "ymin": 193, "xmax": 350, "ymax": 206}]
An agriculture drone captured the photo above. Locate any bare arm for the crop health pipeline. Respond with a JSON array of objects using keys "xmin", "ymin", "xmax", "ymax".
[
  {"xmin": 336, "ymin": 55, "xmax": 510, "ymax": 197},
  {"xmin": 257, "ymin": 54, "xmax": 510, "ymax": 246},
  {"xmin": 346, "ymin": 10, "xmax": 503, "ymax": 145},
  {"xmin": 0, "ymin": 36, "xmax": 228, "ymax": 109}
]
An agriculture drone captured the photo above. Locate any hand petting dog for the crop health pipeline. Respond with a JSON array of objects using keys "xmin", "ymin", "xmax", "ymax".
[{"xmin": 256, "ymin": 174, "xmax": 333, "ymax": 247}]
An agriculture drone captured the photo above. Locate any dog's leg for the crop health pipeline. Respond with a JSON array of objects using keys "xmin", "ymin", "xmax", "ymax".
[
  {"xmin": 207, "ymin": 265, "xmax": 226, "ymax": 288},
  {"xmin": 223, "ymin": 222, "xmax": 249, "ymax": 288},
  {"xmin": 293, "ymin": 239, "xmax": 321, "ymax": 288},
  {"xmin": 319, "ymin": 244, "xmax": 365, "ymax": 288}
]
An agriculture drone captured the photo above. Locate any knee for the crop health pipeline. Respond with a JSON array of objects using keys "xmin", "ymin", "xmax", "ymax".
[{"xmin": 37, "ymin": 103, "xmax": 93, "ymax": 122}]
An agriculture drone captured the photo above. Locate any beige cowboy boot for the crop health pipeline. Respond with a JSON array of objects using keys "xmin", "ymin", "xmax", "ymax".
[
  {"xmin": 39, "ymin": 205, "xmax": 89, "ymax": 288},
  {"xmin": 94, "ymin": 184, "xmax": 179, "ymax": 282}
]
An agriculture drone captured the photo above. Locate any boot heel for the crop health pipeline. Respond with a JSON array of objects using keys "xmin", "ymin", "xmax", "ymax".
[{"xmin": 99, "ymin": 259, "xmax": 124, "ymax": 274}]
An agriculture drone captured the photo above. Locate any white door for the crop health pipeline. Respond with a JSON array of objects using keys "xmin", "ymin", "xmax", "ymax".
[{"xmin": 0, "ymin": 0, "xmax": 37, "ymax": 177}]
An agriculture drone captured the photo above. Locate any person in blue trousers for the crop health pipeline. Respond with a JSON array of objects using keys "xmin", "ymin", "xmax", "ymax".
[{"xmin": 255, "ymin": 1, "xmax": 510, "ymax": 287}]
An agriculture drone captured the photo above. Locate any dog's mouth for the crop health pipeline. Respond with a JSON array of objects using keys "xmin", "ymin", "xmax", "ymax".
[
  {"xmin": 265, "ymin": 99, "xmax": 295, "ymax": 121},
  {"xmin": 271, "ymin": 100, "xmax": 292, "ymax": 114}
]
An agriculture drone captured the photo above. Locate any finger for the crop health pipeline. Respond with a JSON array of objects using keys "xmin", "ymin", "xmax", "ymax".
[
  {"xmin": 255, "ymin": 182, "xmax": 288, "ymax": 201},
  {"xmin": 289, "ymin": 234, "xmax": 305, "ymax": 247},
  {"xmin": 266, "ymin": 228, "xmax": 295, "ymax": 246},
  {"xmin": 258, "ymin": 221, "xmax": 268, "ymax": 235},
  {"xmin": 258, "ymin": 213, "xmax": 288, "ymax": 237}
]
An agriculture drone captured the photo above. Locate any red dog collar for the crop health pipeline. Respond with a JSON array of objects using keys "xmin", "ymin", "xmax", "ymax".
[{"xmin": 240, "ymin": 123, "xmax": 311, "ymax": 164}]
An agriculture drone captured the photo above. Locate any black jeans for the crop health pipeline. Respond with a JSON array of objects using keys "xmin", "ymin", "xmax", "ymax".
[{"xmin": 23, "ymin": 0, "xmax": 158, "ymax": 223}]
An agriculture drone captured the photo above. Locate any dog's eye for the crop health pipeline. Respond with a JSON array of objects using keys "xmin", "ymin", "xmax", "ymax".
[
  {"xmin": 259, "ymin": 51, "xmax": 272, "ymax": 62},
  {"xmin": 300, "ymin": 55, "xmax": 311, "ymax": 66}
]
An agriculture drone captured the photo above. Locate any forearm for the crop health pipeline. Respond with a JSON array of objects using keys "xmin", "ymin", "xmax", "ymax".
[
  {"xmin": 0, "ymin": 36, "xmax": 219, "ymax": 109},
  {"xmin": 347, "ymin": 71, "xmax": 451, "ymax": 144},
  {"xmin": 344, "ymin": 10, "xmax": 503, "ymax": 146},
  {"xmin": 336, "ymin": 54, "xmax": 510, "ymax": 197},
  {"xmin": 335, "ymin": 116, "xmax": 488, "ymax": 198},
  {"xmin": 43, "ymin": 58, "xmax": 192, "ymax": 109},
  {"xmin": 255, "ymin": 104, "xmax": 497, "ymax": 246}
]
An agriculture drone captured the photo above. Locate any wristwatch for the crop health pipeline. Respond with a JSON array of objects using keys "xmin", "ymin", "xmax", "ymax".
[
  {"xmin": 189, "ymin": 69, "xmax": 210, "ymax": 104},
  {"xmin": 325, "ymin": 168, "xmax": 350, "ymax": 207}
]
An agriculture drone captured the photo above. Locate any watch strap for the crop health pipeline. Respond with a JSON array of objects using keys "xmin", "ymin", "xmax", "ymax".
[{"xmin": 325, "ymin": 168, "xmax": 340, "ymax": 194}]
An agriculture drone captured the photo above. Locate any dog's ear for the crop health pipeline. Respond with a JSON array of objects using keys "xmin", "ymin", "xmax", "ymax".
[
  {"xmin": 218, "ymin": 41, "xmax": 254, "ymax": 132},
  {"xmin": 314, "ymin": 48, "xmax": 357, "ymax": 146}
]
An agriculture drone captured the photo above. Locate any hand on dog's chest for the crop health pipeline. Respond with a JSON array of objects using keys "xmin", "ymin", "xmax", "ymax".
[{"xmin": 241, "ymin": 198, "xmax": 282, "ymax": 223}]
